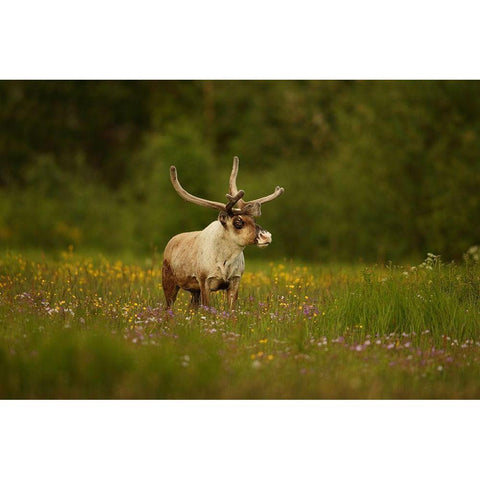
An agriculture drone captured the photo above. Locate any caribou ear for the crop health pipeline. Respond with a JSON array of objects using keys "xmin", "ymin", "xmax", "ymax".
[
  {"xmin": 218, "ymin": 211, "xmax": 229, "ymax": 227},
  {"xmin": 242, "ymin": 202, "xmax": 262, "ymax": 217}
]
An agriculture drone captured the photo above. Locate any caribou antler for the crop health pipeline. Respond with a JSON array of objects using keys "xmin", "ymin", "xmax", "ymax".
[
  {"xmin": 170, "ymin": 166, "xmax": 244, "ymax": 212},
  {"xmin": 229, "ymin": 156, "xmax": 240, "ymax": 196},
  {"xmin": 247, "ymin": 185, "xmax": 285, "ymax": 205},
  {"xmin": 228, "ymin": 156, "xmax": 284, "ymax": 216},
  {"xmin": 170, "ymin": 166, "xmax": 226, "ymax": 211},
  {"xmin": 170, "ymin": 158, "xmax": 284, "ymax": 217},
  {"xmin": 225, "ymin": 190, "xmax": 245, "ymax": 213}
]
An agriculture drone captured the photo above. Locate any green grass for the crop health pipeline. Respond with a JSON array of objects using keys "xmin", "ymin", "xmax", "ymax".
[{"xmin": 1, "ymin": 250, "xmax": 479, "ymax": 398}]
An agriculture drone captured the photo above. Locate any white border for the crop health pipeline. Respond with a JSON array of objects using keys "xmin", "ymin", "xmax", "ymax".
[
  {"xmin": 1, "ymin": 401, "xmax": 478, "ymax": 479},
  {"xmin": 1, "ymin": 1, "xmax": 480, "ymax": 79}
]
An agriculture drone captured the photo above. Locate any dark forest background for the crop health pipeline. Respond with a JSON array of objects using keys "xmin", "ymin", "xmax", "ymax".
[{"xmin": 1, "ymin": 80, "xmax": 479, "ymax": 262}]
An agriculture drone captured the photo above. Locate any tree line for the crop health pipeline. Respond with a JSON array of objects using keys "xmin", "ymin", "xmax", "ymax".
[{"xmin": 1, "ymin": 80, "xmax": 479, "ymax": 261}]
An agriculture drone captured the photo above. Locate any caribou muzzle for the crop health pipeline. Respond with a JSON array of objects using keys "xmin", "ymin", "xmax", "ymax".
[{"xmin": 256, "ymin": 225, "xmax": 272, "ymax": 247}]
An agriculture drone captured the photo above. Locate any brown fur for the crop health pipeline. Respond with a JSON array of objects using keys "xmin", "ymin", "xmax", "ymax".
[
  {"xmin": 231, "ymin": 215, "xmax": 258, "ymax": 245},
  {"xmin": 161, "ymin": 258, "xmax": 179, "ymax": 309}
]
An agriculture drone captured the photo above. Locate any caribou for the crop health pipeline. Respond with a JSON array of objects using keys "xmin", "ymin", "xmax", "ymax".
[{"xmin": 162, "ymin": 156, "xmax": 284, "ymax": 310}]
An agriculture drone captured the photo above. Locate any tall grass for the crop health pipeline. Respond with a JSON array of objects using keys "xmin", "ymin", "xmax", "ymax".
[{"xmin": 1, "ymin": 250, "xmax": 479, "ymax": 398}]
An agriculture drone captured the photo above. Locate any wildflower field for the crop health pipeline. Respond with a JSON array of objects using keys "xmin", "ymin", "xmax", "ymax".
[{"xmin": 1, "ymin": 249, "xmax": 480, "ymax": 399}]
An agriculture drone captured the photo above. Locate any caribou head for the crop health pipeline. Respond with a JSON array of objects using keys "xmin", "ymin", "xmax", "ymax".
[{"xmin": 169, "ymin": 156, "xmax": 284, "ymax": 248}]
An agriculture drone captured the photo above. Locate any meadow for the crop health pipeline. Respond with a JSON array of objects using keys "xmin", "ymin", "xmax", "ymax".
[{"xmin": 1, "ymin": 248, "xmax": 479, "ymax": 399}]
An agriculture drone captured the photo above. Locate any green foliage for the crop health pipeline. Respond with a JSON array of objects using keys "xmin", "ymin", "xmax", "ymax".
[
  {"xmin": 1, "ymin": 81, "xmax": 479, "ymax": 261},
  {"xmin": 322, "ymin": 81, "xmax": 480, "ymax": 260},
  {"xmin": 128, "ymin": 121, "xmax": 216, "ymax": 251}
]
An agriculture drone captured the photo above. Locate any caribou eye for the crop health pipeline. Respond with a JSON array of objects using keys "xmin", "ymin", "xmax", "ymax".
[{"xmin": 233, "ymin": 217, "xmax": 244, "ymax": 230}]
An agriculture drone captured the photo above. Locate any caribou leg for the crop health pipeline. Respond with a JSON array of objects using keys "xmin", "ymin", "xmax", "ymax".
[
  {"xmin": 162, "ymin": 259, "xmax": 179, "ymax": 309},
  {"xmin": 226, "ymin": 277, "xmax": 240, "ymax": 311},
  {"xmin": 199, "ymin": 277, "xmax": 211, "ymax": 307},
  {"xmin": 190, "ymin": 290, "xmax": 201, "ymax": 309}
]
